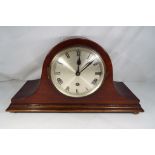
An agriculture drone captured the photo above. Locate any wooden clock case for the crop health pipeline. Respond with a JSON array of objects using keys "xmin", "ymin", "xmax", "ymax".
[{"xmin": 6, "ymin": 38, "xmax": 144, "ymax": 113}]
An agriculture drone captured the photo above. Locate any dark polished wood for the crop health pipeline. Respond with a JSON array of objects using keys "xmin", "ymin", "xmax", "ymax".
[{"xmin": 6, "ymin": 38, "xmax": 144, "ymax": 113}]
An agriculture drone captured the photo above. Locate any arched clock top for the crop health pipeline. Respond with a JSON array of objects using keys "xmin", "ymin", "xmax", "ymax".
[{"xmin": 41, "ymin": 38, "xmax": 113, "ymax": 82}]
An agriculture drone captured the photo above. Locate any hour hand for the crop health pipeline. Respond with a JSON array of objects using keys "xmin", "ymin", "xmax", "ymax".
[
  {"xmin": 77, "ymin": 56, "xmax": 81, "ymax": 66},
  {"xmin": 76, "ymin": 50, "xmax": 81, "ymax": 76},
  {"xmin": 77, "ymin": 49, "xmax": 81, "ymax": 65}
]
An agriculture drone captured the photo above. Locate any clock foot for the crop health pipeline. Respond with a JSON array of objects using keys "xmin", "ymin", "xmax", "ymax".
[{"xmin": 133, "ymin": 112, "xmax": 139, "ymax": 114}]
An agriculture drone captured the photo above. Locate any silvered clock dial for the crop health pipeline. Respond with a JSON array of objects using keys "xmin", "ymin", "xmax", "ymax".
[{"xmin": 49, "ymin": 46, "xmax": 105, "ymax": 97}]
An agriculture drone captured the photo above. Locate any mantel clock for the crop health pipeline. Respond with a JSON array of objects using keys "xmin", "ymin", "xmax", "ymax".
[{"xmin": 6, "ymin": 38, "xmax": 144, "ymax": 113}]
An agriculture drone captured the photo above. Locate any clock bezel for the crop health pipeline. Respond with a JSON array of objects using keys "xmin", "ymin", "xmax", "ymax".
[{"xmin": 49, "ymin": 46, "xmax": 106, "ymax": 98}]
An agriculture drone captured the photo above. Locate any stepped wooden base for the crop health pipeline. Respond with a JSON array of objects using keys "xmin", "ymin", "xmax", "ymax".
[
  {"xmin": 6, "ymin": 80, "xmax": 144, "ymax": 113},
  {"xmin": 7, "ymin": 105, "xmax": 143, "ymax": 113}
]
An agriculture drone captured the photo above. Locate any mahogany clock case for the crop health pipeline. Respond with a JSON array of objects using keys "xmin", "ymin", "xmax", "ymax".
[{"xmin": 6, "ymin": 38, "xmax": 144, "ymax": 113}]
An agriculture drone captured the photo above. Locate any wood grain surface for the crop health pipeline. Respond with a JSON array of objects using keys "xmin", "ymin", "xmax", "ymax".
[{"xmin": 6, "ymin": 38, "xmax": 144, "ymax": 113}]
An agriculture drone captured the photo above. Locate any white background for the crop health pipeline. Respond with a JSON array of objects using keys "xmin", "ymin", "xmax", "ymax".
[
  {"xmin": 0, "ymin": 26, "xmax": 155, "ymax": 82},
  {"xmin": 0, "ymin": 0, "xmax": 155, "ymax": 155},
  {"xmin": 0, "ymin": 26, "xmax": 155, "ymax": 129}
]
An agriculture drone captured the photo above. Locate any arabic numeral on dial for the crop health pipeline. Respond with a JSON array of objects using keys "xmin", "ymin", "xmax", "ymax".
[
  {"xmin": 92, "ymin": 78, "xmax": 98, "ymax": 85},
  {"xmin": 95, "ymin": 72, "xmax": 102, "ymax": 76},
  {"xmin": 57, "ymin": 78, "xmax": 63, "ymax": 85},
  {"xmin": 65, "ymin": 52, "xmax": 70, "ymax": 58}
]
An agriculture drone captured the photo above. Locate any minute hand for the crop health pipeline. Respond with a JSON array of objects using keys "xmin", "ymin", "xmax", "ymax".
[{"xmin": 80, "ymin": 60, "xmax": 94, "ymax": 73}]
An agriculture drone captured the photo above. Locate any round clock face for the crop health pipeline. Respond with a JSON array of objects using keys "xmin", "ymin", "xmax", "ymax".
[{"xmin": 49, "ymin": 46, "xmax": 105, "ymax": 97}]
